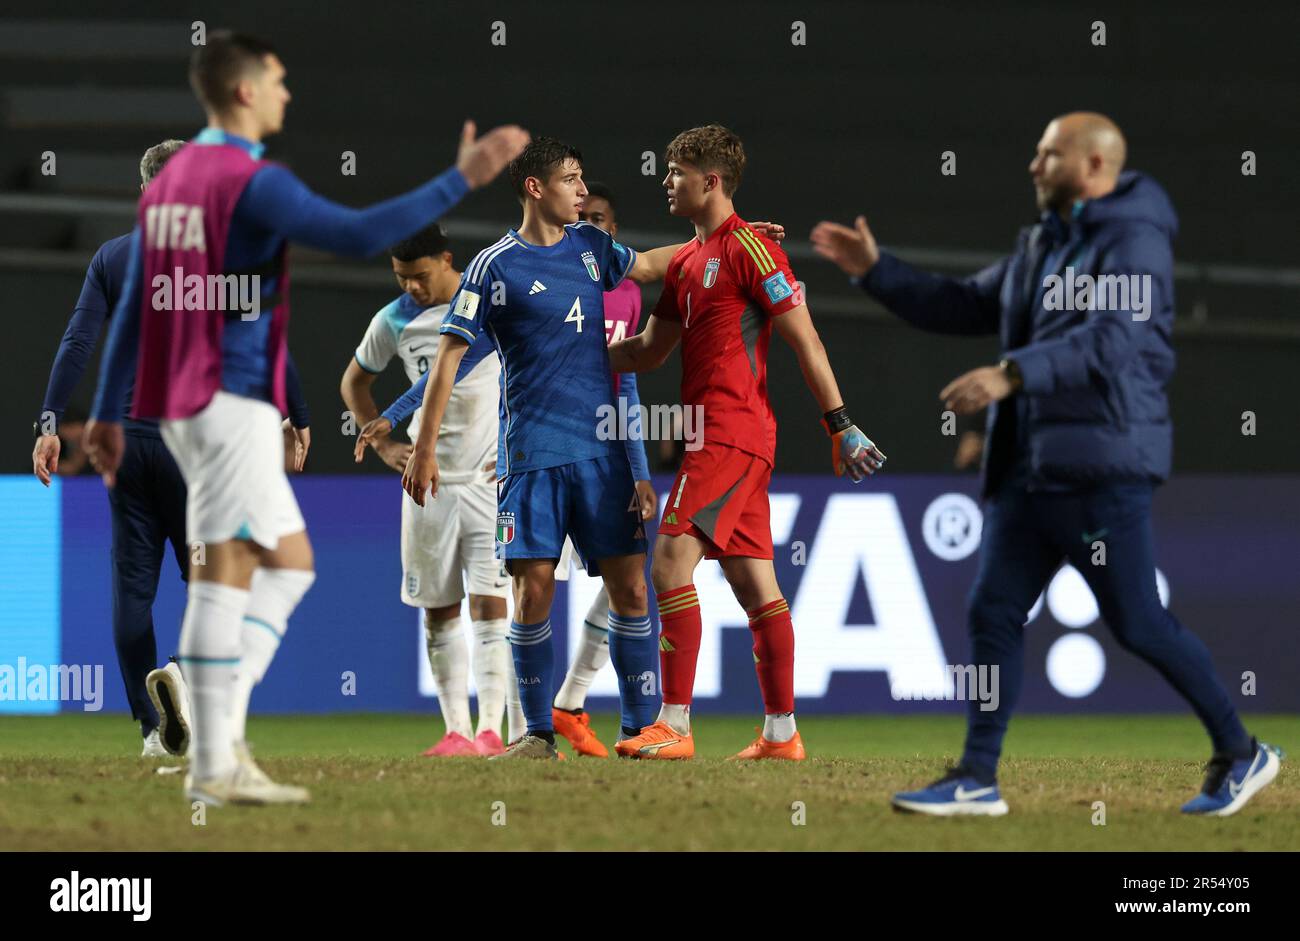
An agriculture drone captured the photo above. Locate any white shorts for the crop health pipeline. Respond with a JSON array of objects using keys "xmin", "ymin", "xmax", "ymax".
[
  {"xmin": 160, "ymin": 391, "xmax": 305, "ymax": 550},
  {"xmin": 401, "ymin": 478, "xmax": 508, "ymax": 608}
]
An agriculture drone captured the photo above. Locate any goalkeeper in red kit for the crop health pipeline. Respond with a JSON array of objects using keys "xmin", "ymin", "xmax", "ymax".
[{"xmin": 608, "ymin": 125, "xmax": 886, "ymax": 759}]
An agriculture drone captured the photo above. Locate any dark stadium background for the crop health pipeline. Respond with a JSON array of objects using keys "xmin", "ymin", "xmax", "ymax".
[{"xmin": 2, "ymin": 0, "xmax": 1297, "ymax": 476}]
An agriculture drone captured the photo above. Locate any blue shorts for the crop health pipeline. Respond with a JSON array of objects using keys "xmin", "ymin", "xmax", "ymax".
[{"xmin": 495, "ymin": 451, "xmax": 646, "ymax": 577}]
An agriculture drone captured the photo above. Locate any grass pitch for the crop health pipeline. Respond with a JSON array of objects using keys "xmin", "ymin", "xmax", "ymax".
[{"xmin": 1, "ymin": 713, "xmax": 1295, "ymax": 851}]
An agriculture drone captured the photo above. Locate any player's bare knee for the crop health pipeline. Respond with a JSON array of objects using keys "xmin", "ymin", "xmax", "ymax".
[
  {"xmin": 606, "ymin": 574, "xmax": 647, "ymax": 616},
  {"xmin": 259, "ymin": 529, "xmax": 314, "ymax": 571},
  {"xmin": 650, "ymin": 555, "xmax": 690, "ymax": 594},
  {"xmin": 511, "ymin": 568, "xmax": 555, "ymax": 620},
  {"xmin": 193, "ymin": 538, "xmax": 260, "ymax": 589},
  {"xmin": 720, "ymin": 559, "xmax": 779, "ymax": 611},
  {"xmin": 424, "ymin": 603, "xmax": 461, "ymax": 629},
  {"xmin": 468, "ymin": 594, "xmax": 507, "ymax": 621}
]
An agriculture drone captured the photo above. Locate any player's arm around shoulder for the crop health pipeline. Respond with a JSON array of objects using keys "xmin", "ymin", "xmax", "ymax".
[{"xmin": 628, "ymin": 242, "xmax": 687, "ymax": 284}]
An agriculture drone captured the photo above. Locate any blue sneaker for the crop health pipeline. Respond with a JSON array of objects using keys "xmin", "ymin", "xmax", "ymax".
[
  {"xmin": 1181, "ymin": 739, "xmax": 1282, "ymax": 817},
  {"xmin": 892, "ymin": 766, "xmax": 1009, "ymax": 816}
]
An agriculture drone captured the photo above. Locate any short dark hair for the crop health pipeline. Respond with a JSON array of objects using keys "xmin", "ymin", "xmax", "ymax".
[
  {"xmin": 508, "ymin": 137, "xmax": 582, "ymax": 202},
  {"xmin": 583, "ymin": 180, "xmax": 615, "ymax": 214},
  {"xmin": 189, "ymin": 31, "xmax": 278, "ymax": 112},
  {"xmin": 389, "ymin": 224, "xmax": 449, "ymax": 262},
  {"xmin": 140, "ymin": 139, "xmax": 185, "ymax": 185},
  {"xmin": 665, "ymin": 124, "xmax": 746, "ymax": 197}
]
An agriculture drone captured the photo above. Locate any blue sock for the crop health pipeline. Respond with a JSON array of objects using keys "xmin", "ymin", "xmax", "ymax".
[
  {"xmin": 607, "ymin": 611, "xmax": 659, "ymax": 732},
  {"xmin": 509, "ymin": 618, "xmax": 554, "ymax": 734}
]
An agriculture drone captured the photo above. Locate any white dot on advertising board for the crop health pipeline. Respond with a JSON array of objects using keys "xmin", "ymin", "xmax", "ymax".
[
  {"xmin": 1046, "ymin": 633, "xmax": 1106, "ymax": 698},
  {"xmin": 1046, "ymin": 565, "xmax": 1099, "ymax": 628}
]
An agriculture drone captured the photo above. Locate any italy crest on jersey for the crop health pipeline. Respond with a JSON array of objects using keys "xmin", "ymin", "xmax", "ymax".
[
  {"xmin": 496, "ymin": 512, "xmax": 516, "ymax": 545},
  {"xmin": 581, "ymin": 250, "xmax": 599, "ymax": 282},
  {"xmin": 703, "ymin": 257, "xmax": 721, "ymax": 288}
]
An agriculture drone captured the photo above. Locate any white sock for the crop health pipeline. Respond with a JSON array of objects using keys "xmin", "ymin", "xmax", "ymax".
[
  {"xmin": 584, "ymin": 586, "xmax": 611, "ymax": 631},
  {"xmin": 554, "ymin": 612, "xmax": 610, "ymax": 712},
  {"xmin": 505, "ymin": 652, "xmax": 526, "ymax": 743},
  {"xmin": 658, "ymin": 703, "xmax": 691, "ymax": 736},
  {"xmin": 230, "ymin": 567, "xmax": 314, "ymax": 744},
  {"xmin": 179, "ymin": 581, "xmax": 249, "ymax": 780},
  {"xmin": 425, "ymin": 614, "xmax": 472, "ymax": 739},
  {"xmin": 764, "ymin": 712, "xmax": 797, "ymax": 743},
  {"xmin": 471, "ymin": 618, "xmax": 509, "ymax": 739}
]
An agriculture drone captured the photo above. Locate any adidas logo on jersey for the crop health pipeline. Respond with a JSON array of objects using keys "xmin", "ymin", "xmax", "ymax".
[
  {"xmin": 664, "ymin": 512, "xmax": 678, "ymax": 525},
  {"xmin": 528, "ymin": 280, "xmax": 546, "ymax": 294}
]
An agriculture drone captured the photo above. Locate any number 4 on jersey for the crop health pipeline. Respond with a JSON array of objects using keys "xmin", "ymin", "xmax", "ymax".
[{"xmin": 565, "ymin": 296, "xmax": 584, "ymax": 333}]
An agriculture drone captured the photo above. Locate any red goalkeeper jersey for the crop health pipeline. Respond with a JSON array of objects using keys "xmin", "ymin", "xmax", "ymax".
[{"xmin": 653, "ymin": 213, "xmax": 804, "ymax": 465}]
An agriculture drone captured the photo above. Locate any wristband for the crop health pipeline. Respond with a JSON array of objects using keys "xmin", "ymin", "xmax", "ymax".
[
  {"xmin": 822, "ymin": 406, "xmax": 852, "ymax": 435},
  {"xmin": 998, "ymin": 358, "xmax": 1023, "ymax": 391}
]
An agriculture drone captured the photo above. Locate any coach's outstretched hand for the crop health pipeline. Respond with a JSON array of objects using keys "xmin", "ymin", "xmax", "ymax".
[
  {"xmin": 456, "ymin": 120, "xmax": 531, "ymax": 190},
  {"xmin": 83, "ymin": 419, "xmax": 124, "ymax": 488},
  {"xmin": 941, "ymin": 365, "xmax": 1016, "ymax": 416},
  {"xmin": 402, "ymin": 444, "xmax": 439, "ymax": 506},
  {"xmin": 810, "ymin": 215, "xmax": 881, "ymax": 278}
]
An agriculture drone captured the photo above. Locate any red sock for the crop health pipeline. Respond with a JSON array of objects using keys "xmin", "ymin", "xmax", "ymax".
[
  {"xmin": 748, "ymin": 598, "xmax": 795, "ymax": 714},
  {"xmin": 656, "ymin": 585, "xmax": 702, "ymax": 706}
]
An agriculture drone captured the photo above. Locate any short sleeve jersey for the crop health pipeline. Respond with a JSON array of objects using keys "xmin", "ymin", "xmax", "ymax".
[
  {"xmin": 440, "ymin": 222, "xmax": 637, "ymax": 478},
  {"xmin": 653, "ymin": 213, "xmax": 803, "ymax": 465},
  {"xmin": 355, "ymin": 291, "xmax": 499, "ymax": 483}
]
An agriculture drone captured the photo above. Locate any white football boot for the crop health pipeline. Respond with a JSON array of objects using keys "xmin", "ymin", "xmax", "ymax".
[
  {"xmin": 145, "ymin": 660, "xmax": 192, "ymax": 756},
  {"xmin": 186, "ymin": 748, "xmax": 311, "ymax": 807},
  {"xmin": 141, "ymin": 729, "xmax": 168, "ymax": 757}
]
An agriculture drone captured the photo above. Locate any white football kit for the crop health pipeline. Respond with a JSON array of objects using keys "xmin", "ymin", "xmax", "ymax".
[{"xmin": 355, "ymin": 296, "xmax": 504, "ymax": 607}]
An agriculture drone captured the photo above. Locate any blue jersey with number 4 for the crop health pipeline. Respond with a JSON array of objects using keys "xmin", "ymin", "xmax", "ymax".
[{"xmin": 441, "ymin": 222, "xmax": 637, "ymax": 477}]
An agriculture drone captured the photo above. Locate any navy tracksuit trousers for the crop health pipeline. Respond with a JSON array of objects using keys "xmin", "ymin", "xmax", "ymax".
[
  {"xmin": 960, "ymin": 481, "xmax": 1250, "ymax": 780},
  {"xmin": 104, "ymin": 429, "xmax": 188, "ymax": 736}
]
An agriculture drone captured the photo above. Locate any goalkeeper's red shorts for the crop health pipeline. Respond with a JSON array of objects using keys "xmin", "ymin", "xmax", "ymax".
[{"xmin": 657, "ymin": 444, "xmax": 773, "ymax": 559}]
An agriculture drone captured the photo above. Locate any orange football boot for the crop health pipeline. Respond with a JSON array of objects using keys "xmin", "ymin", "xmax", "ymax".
[
  {"xmin": 728, "ymin": 729, "xmax": 807, "ymax": 761},
  {"xmin": 614, "ymin": 721, "xmax": 695, "ymax": 760},
  {"xmin": 552, "ymin": 708, "xmax": 609, "ymax": 758}
]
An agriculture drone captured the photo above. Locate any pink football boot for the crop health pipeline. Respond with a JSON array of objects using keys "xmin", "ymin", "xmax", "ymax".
[
  {"xmin": 422, "ymin": 732, "xmax": 478, "ymax": 757},
  {"xmin": 474, "ymin": 730, "xmax": 506, "ymax": 756}
]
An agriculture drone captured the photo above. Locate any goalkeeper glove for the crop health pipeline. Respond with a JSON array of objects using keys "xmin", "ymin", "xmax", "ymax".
[{"xmin": 821, "ymin": 406, "xmax": 886, "ymax": 483}]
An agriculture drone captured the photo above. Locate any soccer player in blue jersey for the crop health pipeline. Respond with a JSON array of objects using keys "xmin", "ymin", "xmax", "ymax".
[
  {"xmin": 395, "ymin": 139, "xmax": 679, "ymax": 759},
  {"xmin": 360, "ymin": 188, "xmax": 667, "ymax": 758},
  {"xmin": 84, "ymin": 31, "xmax": 527, "ymax": 803},
  {"xmin": 342, "ymin": 225, "xmax": 523, "ymax": 757}
]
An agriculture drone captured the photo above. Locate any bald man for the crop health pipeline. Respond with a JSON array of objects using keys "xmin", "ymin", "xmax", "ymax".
[{"xmin": 813, "ymin": 112, "xmax": 1281, "ymax": 818}]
